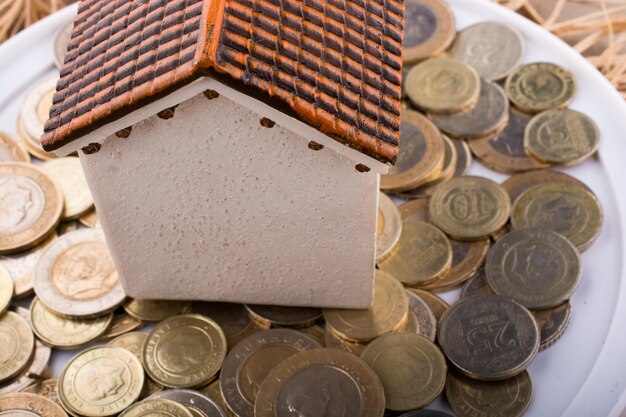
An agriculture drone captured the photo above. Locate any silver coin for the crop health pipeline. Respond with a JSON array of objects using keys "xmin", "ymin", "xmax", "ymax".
[{"xmin": 148, "ymin": 389, "xmax": 229, "ymax": 417}]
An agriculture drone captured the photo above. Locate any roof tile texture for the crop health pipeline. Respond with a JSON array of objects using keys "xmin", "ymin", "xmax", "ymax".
[{"xmin": 43, "ymin": 0, "xmax": 403, "ymax": 164}]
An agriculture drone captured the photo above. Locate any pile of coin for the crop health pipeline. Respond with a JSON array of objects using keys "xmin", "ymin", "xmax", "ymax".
[{"xmin": 0, "ymin": 1, "xmax": 606, "ymax": 416}]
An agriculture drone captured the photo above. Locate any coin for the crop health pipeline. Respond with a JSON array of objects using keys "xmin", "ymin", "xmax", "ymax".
[
  {"xmin": 254, "ymin": 348, "xmax": 385, "ymax": 417},
  {"xmin": 299, "ymin": 324, "xmax": 326, "ymax": 346},
  {"xmin": 505, "ymin": 62, "xmax": 575, "ymax": 113},
  {"xmin": 439, "ymin": 295, "xmax": 540, "ymax": 380},
  {"xmin": 420, "ymin": 237, "xmax": 490, "ymax": 292},
  {"xmin": 379, "ymin": 221, "xmax": 452, "ymax": 286},
  {"xmin": 123, "ymin": 298, "xmax": 191, "ymax": 322},
  {"xmin": 469, "ymin": 108, "xmax": 550, "ymax": 173},
  {"xmin": 99, "ymin": 311, "xmax": 143, "ymax": 339},
  {"xmin": 429, "ymin": 80, "xmax": 509, "ymax": 139},
  {"xmin": 191, "ymin": 302, "xmax": 261, "ymax": 349},
  {"xmin": 43, "ymin": 157, "xmax": 94, "ymax": 220},
  {"xmin": 324, "ymin": 326, "xmax": 369, "ymax": 355},
  {"xmin": 361, "ymin": 333, "xmax": 446, "ymax": 411},
  {"xmin": 33, "ymin": 229, "xmax": 125, "ymax": 318},
  {"xmin": 119, "ymin": 399, "xmax": 193, "ymax": 417},
  {"xmin": 244, "ymin": 304, "xmax": 322, "ymax": 328},
  {"xmin": 220, "ymin": 329, "xmax": 322, "ymax": 417},
  {"xmin": 57, "ymin": 221, "xmax": 78, "ymax": 236},
  {"xmin": 381, "ymin": 110, "xmax": 445, "ymax": 192},
  {"xmin": 0, "ymin": 392, "xmax": 67, "ymax": 417},
  {"xmin": 0, "ymin": 311, "xmax": 35, "ymax": 383},
  {"xmin": 0, "ymin": 264, "xmax": 13, "ymax": 314},
  {"xmin": 398, "ymin": 411, "xmax": 455, "ymax": 417},
  {"xmin": 399, "ymin": 198, "xmax": 430, "ymax": 222},
  {"xmin": 107, "ymin": 332, "xmax": 149, "ymax": 363},
  {"xmin": 452, "ymin": 138, "xmax": 472, "ymax": 177},
  {"xmin": 79, "ymin": 209, "xmax": 100, "ymax": 228},
  {"xmin": 446, "ymin": 370, "xmax": 532, "ymax": 417},
  {"xmin": 408, "ymin": 289, "xmax": 449, "ymax": 322},
  {"xmin": 0, "ymin": 132, "xmax": 30, "ymax": 163},
  {"xmin": 144, "ymin": 314, "xmax": 226, "ymax": 388},
  {"xmin": 376, "ymin": 192, "xmax": 403, "ymax": 262},
  {"xmin": 19, "ymin": 78, "xmax": 58, "ymax": 158},
  {"xmin": 0, "ymin": 232, "xmax": 56, "ymax": 299},
  {"xmin": 30, "ymin": 297, "xmax": 113, "ymax": 349},
  {"xmin": 452, "ymin": 22, "xmax": 525, "ymax": 81},
  {"xmin": 324, "ymin": 270, "xmax": 409, "ymax": 342},
  {"xmin": 486, "ymin": 228, "xmax": 581, "ymax": 309},
  {"xmin": 54, "ymin": 22, "xmax": 72, "ymax": 69},
  {"xmin": 0, "ymin": 163, "xmax": 63, "ymax": 254},
  {"xmin": 430, "ymin": 176, "xmax": 511, "ymax": 240},
  {"xmin": 406, "ymin": 57, "xmax": 481, "ymax": 113},
  {"xmin": 511, "ymin": 181, "xmax": 602, "ymax": 250},
  {"xmin": 201, "ymin": 379, "xmax": 233, "ymax": 417},
  {"xmin": 58, "ymin": 346, "xmax": 144, "ymax": 417},
  {"xmin": 22, "ymin": 378, "xmax": 61, "ymax": 404},
  {"xmin": 534, "ymin": 301, "xmax": 571, "ymax": 350},
  {"xmin": 148, "ymin": 389, "xmax": 229, "ymax": 417},
  {"xmin": 403, "ymin": 0, "xmax": 455, "ymax": 65},
  {"xmin": 406, "ymin": 290, "xmax": 437, "ymax": 341},
  {"xmin": 460, "ymin": 269, "xmax": 494, "ymax": 299},
  {"xmin": 501, "ymin": 169, "xmax": 591, "ymax": 203},
  {"xmin": 0, "ymin": 338, "xmax": 50, "ymax": 394},
  {"xmin": 525, "ymin": 108, "xmax": 600, "ymax": 165}
]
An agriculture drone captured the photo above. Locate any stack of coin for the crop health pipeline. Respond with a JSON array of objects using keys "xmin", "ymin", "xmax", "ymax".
[{"xmin": 16, "ymin": 78, "xmax": 59, "ymax": 160}]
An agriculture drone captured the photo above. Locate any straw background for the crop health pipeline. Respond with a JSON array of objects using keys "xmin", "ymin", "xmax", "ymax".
[{"xmin": 0, "ymin": 0, "xmax": 624, "ymax": 97}]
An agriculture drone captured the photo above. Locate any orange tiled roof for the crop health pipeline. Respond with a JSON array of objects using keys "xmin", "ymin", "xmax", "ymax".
[{"xmin": 42, "ymin": 0, "xmax": 404, "ymax": 164}]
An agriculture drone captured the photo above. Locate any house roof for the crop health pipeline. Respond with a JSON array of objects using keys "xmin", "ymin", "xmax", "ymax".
[{"xmin": 41, "ymin": 0, "xmax": 403, "ymax": 164}]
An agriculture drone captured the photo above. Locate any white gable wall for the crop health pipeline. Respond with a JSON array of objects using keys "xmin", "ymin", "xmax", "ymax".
[{"xmin": 78, "ymin": 90, "xmax": 379, "ymax": 308}]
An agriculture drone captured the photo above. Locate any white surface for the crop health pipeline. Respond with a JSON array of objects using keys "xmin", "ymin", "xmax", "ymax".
[
  {"xmin": 0, "ymin": 1, "xmax": 625, "ymax": 416},
  {"xmin": 82, "ymin": 89, "xmax": 378, "ymax": 308}
]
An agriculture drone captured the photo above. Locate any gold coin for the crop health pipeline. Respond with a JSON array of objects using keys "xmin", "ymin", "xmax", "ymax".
[
  {"xmin": 376, "ymin": 192, "xmax": 402, "ymax": 262},
  {"xmin": 0, "ymin": 311, "xmax": 34, "ymax": 383},
  {"xmin": 0, "ymin": 163, "xmax": 63, "ymax": 254},
  {"xmin": 406, "ymin": 57, "xmax": 481, "ymax": 114},
  {"xmin": 525, "ymin": 109, "xmax": 599, "ymax": 165},
  {"xmin": 244, "ymin": 304, "xmax": 322, "ymax": 329},
  {"xmin": 145, "ymin": 389, "xmax": 230, "ymax": 417},
  {"xmin": 505, "ymin": 62, "xmax": 575, "ymax": 113},
  {"xmin": 220, "ymin": 328, "xmax": 321, "ymax": 417},
  {"xmin": 381, "ymin": 110, "xmax": 445, "ymax": 192},
  {"xmin": 254, "ymin": 348, "xmax": 385, "ymax": 417},
  {"xmin": 421, "ymin": 237, "xmax": 490, "ymax": 292},
  {"xmin": 191, "ymin": 302, "xmax": 262, "ymax": 349},
  {"xmin": 460, "ymin": 268, "xmax": 494, "ymax": 299},
  {"xmin": 99, "ymin": 311, "xmax": 143, "ymax": 340},
  {"xmin": 324, "ymin": 270, "xmax": 409, "ymax": 342},
  {"xmin": 54, "ymin": 22, "xmax": 72, "ymax": 69},
  {"xmin": 501, "ymin": 169, "xmax": 592, "ymax": 203},
  {"xmin": 58, "ymin": 346, "xmax": 144, "ymax": 417},
  {"xmin": 428, "ymin": 80, "xmax": 510, "ymax": 139},
  {"xmin": 379, "ymin": 221, "xmax": 452, "ymax": 287},
  {"xmin": 452, "ymin": 22, "xmax": 525, "ymax": 81},
  {"xmin": 408, "ymin": 288, "xmax": 449, "ymax": 321},
  {"xmin": 0, "ymin": 231, "xmax": 56, "ymax": 298},
  {"xmin": 299, "ymin": 325, "xmax": 326, "ymax": 346},
  {"xmin": 361, "ymin": 333, "xmax": 446, "ymax": 411},
  {"xmin": 399, "ymin": 197, "xmax": 430, "ymax": 222},
  {"xmin": 446, "ymin": 370, "xmax": 532, "ymax": 417},
  {"xmin": 452, "ymin": 138, "xmax": 472, "ymax": 177},
  {"xmin": 30, "ymin": 297, "xmax": 113, "ymax": 349},
  {"xmin": 403, "ymin": 0, "xmax": 456, "ymax": 65},
  {"xmin": 57, "ymin": 221, "xmax": 79, "ymax": 236},
  {"xmin": 143, "ymin": 314, "xmax": 227, "ymax": 388},
  {"xmin": 511, "ymin": 181, "xmax": 602, "ymax": 251},
  {"xmin": 107, "ymin": 331, "xmax": 149, "ymax": 363},
  {"xmin": 22, "ymin": 378, "xmax": 61, "ymax": 404},
  {"xmin": 0, "ymin": 264, "xmax": 13, "ymax": 314},
  {"xmin": 119, "ymin": 399, "xmax": 193, "ymax": 417},
  {"xmin": 43, "ymin": 157, "xmax": 94, "ymax": 220},
  {"xmin": 0, "ymin": 337, "xmax": 50, "ymax": 394},
  {"xmin": 15, "ymin": 115, "xmax": 57, "ymax": 161},
  {"xmin": 535, "ymin": 301, "xmax": 571, "ymax": 351},
  {"xmin": 324, "ymin": 325, "xmax": 369, "ymax": 355},
  {"xmin": 469, "ymin": 108, "xmax": 550, "ymax": 173},
  {"xmin": 430, "ymin": 176, "xmax": 511, "ymax": 240},
  {"xmin": 486, "ymin": 228, "xmax": 581, "ymax": 309},
  {"xmin": 33, "ymin": 229, "xmax": 125, "ymax": 318},
  {"xmin": 397, "ymin": 135, "xmax": 459, "ymax": 200},
  {"xmin": 0, "ymin": 392, "xmax": 67, "ymax": 417},
  {"xmin": 123, "ymin": 298, "xmax": 191, "ymax": 322},
  {"xmin": 406, "ymin": 290, "xmax": 437, "ymax": 341},
  {"xmin": 0, "ymin": 131, "xmax": 30, "ymax": 163},
  {"xmin": 78, "ymin": 209, "xmax": 100, "ymax": 228},
  {"xmin": 201, "ymin": 379, "xmax": 234, "ymax": 417},
  {"xmin": 18, "ymin": 77, "xmax": 59, "ymax": 160}
]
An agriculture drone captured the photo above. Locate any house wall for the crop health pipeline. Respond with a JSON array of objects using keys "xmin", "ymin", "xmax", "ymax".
[{"xmin": 79, "ymin": 91, "xmax": 379, "ymax": 308}]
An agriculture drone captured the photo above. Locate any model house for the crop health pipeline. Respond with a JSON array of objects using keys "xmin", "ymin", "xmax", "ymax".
[{"xmin": 41, "ymin": 0, "xmax": 403, "ymax": 308}]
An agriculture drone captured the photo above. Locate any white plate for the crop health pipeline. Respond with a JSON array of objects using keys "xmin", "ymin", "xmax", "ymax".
[{"xmin": 0, "ymin": 1, "xmax": 625, "ymax": 416}]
